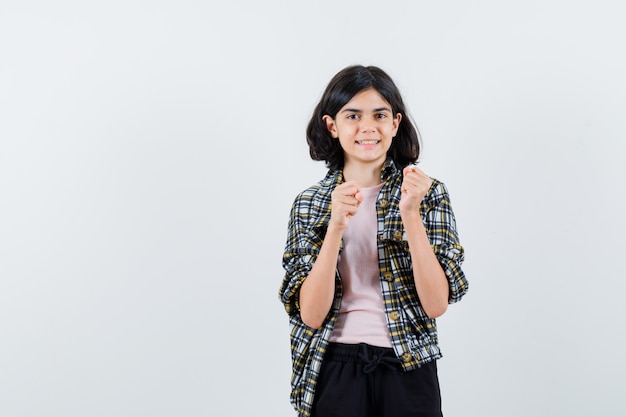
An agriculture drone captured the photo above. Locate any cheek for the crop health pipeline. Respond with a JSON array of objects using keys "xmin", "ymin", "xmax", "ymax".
[
  {"xmin": 383, "ymin": 125, "xmax": 396, "ymax": 137},
  {"xmin": 340, "ymin": 125, "xmax": 358, "ymax": 136}
]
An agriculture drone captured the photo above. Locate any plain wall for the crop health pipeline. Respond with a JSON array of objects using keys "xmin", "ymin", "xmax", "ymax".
[{"xmin": 1, "ymin": 1, "xmax": 625, "ymax": 416}]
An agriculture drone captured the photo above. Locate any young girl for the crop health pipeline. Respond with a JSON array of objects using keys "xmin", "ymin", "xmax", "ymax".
[{"xmin": 279, "ymin": 65, "xmax": 469, "ymax": 417}]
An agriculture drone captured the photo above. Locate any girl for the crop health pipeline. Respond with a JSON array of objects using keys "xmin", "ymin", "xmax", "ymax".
[{"xmin": 279, "ymin": 65, "xmax": 468, "ymax": 417}]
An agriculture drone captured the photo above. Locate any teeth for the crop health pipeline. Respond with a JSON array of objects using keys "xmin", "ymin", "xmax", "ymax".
[{"xmin": 358, "ymin": 140, "xmax": 379, "ymax": 144}]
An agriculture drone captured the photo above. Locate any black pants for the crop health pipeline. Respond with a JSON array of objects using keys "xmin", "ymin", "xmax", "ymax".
[{"xmin": 311, "ymin": 342, "xmax": 443, "ymax": 417}]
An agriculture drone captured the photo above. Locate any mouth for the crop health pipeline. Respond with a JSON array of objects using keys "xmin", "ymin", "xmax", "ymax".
[{"xmin": 356, "ymin": 140, "xmax": 380, "ymax": 145}]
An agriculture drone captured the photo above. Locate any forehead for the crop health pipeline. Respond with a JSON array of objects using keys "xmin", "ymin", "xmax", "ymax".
[{"xmin": 341, "ymin": 88, "xmax": 391, "ymax": 111}]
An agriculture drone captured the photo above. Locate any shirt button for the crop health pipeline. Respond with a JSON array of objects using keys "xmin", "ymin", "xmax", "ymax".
[
  {"xmin": 383, "ymin": 271, "xmax": 394, "ymax": 282},
  {"xmin": 379, "ymin": 198, "xmax": 389, "ymax": 208},
  {"xmin": 389, "ymin": 311, "xmax": 401, "ymax": 321},
  {"xmin": 393, "ymin": 229, "xmax": 403, "ymax": 240},
  {"xmin": 402, "ymin": 352, "xmax": 413, "ymax": 363}
]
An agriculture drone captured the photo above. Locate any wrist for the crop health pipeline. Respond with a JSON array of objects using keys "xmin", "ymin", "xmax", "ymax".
[{"xmin": 400, "ymin": 207, "xmax": 422, "ymax": 223}]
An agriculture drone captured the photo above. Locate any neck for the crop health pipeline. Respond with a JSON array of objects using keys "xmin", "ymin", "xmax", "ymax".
[{"xmin": 343, "ymin": 162, "xmax": 383, "ymax": 188}]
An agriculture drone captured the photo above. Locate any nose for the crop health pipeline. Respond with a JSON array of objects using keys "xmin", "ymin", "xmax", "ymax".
[{"xmin": 360, "ymin": 118, "xmax": 376, "ymax": 133}]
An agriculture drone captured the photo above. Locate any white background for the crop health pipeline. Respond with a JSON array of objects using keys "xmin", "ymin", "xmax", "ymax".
[{"xmin": 1, "ymin": 1, "xmax": 625, "ymax": 416}]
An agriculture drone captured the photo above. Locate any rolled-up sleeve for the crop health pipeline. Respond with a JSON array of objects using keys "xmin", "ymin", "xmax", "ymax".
[
  {"xmin": 424, "ymin": 181, "xmax": 469, "ymax": 304},
  {"xmin": 280, "ymin": 251, "xmax": 315, "ymax": 316}
]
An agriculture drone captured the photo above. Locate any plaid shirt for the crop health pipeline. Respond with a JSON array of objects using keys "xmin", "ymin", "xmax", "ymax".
[{"xmin": 278, "ymin": 159, "xmax": 468, "ymax": 417}]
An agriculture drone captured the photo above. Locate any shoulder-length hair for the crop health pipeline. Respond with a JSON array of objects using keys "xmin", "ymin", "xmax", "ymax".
[{"xmin": 306, "ymin": 65, "xmax": 421, "ymax": 170}]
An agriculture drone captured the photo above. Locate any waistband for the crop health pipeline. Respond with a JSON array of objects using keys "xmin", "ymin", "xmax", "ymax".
[{"xmin": 324, "ymin": 342, "xmax": 403, "ymax": 374}]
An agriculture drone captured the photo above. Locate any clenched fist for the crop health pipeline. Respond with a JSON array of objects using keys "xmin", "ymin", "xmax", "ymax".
[
  {"xmin": 329, "ymin": 180, "xmax": 363, "ymax": 230},
  {"xmin": 400, "ymin": 164, "xmax": 432, "ymax": 216}
]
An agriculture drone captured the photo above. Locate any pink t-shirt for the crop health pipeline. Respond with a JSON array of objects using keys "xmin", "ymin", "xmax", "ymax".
[{"xmin": 330, "ymin": 182, "xmax": 392, "ymax": 348}]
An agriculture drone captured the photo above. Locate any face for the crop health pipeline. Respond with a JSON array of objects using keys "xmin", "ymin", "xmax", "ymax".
[{"xmin": 323, "ymin": 88, "xmax": 401, "ymax": 169}]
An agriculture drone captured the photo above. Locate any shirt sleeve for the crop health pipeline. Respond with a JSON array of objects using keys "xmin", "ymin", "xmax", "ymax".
[
  {"xmin": 278, "ymin": 191, "xmax": 324, "ymax": 316},
  {"xmin": 423, "ymin": 180, "xmax": 469, "ymax": 304}
]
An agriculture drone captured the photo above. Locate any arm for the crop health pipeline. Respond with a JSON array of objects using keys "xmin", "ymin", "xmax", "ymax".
[
  {"xmin": 299, "ymin": 181, "xmax": 363, "ymax": 329},
  {"xmin": 279, "ymin": 181, "xmax": 363, "ymax": 329},
  {"xmin": 400, "ymin": 166, "xmax": 450, "ymax": 318},
  {"xmin": 402, "ymin": 209, "xmax": 450, "ymax": 318}
]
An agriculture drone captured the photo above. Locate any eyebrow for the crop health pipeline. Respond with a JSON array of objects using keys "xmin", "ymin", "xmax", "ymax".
[{"xmin": 340, "ymin": 107, "xmax": 392, "ymax": 113}]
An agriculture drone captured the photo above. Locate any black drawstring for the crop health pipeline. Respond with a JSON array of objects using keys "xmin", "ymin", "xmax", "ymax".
[{"xmin": 357, "ymin": 343, "xmax": 403, "ymax": 374}]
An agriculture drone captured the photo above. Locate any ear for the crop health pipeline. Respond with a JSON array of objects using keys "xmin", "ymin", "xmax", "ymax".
[
  {"xmin": 322, "ymin": 115, "xmax": 338, "ymax": 138},
  {"xmin": 392, "ymin": 113, "xmax": 402, "ymax": 137}
]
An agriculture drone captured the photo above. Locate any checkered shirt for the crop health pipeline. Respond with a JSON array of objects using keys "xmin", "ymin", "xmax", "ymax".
[{"xmin": 278, "ymin": 159, "xmax": 468, "ymax": 416}]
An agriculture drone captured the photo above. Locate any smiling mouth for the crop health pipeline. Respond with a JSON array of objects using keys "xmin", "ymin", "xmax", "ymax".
[{"xmin": 356, "ymin": 140, "xmax": 380, "ymax": 145}]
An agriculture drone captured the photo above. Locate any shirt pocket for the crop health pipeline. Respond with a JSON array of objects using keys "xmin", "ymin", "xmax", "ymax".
[{"xmin": 380, "ymin": 227, "xmax": 412, "ymax": 272}]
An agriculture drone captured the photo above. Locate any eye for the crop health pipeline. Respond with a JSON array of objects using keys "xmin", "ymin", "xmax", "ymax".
[
  {"xmin": 346, "ymin": 114, "xmax": 359, "ymax": 120},
  {"xmin": 375, "ymin": 113, "xmax": 388, "ymax": 119}
]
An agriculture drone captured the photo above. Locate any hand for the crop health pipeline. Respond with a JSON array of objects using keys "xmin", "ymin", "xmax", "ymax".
[
  {"xmin": 400, "ymin": 165, "xmax": 432, "ymax": 215},
  {"xmin": 329, "ymin": 180, "xmax": 363, "ymax": 230}
]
